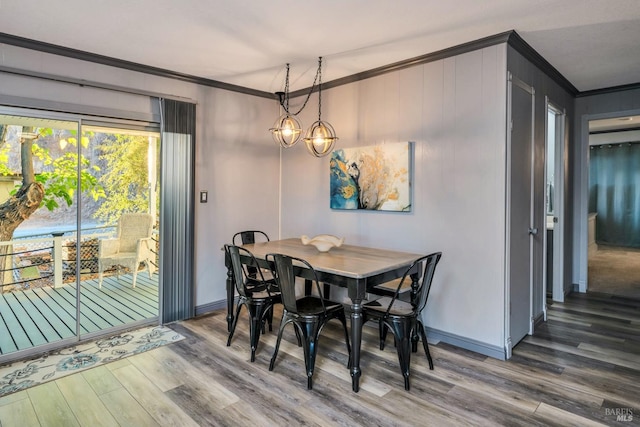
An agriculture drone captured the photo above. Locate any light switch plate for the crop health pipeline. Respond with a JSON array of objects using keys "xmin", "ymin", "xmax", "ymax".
[{"xmin": 200, "ymin": 191, "xmax": 208, "ymax": 203}]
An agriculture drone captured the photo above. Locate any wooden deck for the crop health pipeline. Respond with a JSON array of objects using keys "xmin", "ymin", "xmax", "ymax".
[{"xmin": 0, "ymin": 273, "xmax": 159, "ymax": 355}]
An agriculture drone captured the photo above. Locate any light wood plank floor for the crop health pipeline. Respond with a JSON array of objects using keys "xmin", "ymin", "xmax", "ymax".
[{"xmin": 0, "ymin": 292, "xmax": 638, "ymax": 426}]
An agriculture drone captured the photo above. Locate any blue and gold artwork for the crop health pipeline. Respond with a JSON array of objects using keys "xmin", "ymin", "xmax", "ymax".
[{"xmin": 330, "ymin": 142, "xmax": 412, "ymax": 211}]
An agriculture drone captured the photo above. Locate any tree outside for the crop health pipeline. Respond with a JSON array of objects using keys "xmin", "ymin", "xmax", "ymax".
[{"xmin": 0, "ymin": 117, "xmax": 159, "ymax": 291}]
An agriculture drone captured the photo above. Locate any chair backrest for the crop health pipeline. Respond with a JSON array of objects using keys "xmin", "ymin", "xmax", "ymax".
[
  {"xmin": 386, "ymin": 252, "xmax": 442, "ymax": 317},
  {"xmin": 117, "ymin": 213, "xmax": 154, "ymax": 252},
  {"xmin": 233, "ymin": 231, "xmax": 269, "ymax": 278},
  {"xmin": 267, "ymin": 253, "xmax": 325, "ymax": 314},
  {"xmin": 233, "ymin": 230, "xmax": 270, "ymax": 246},
  {"xmin": 225, "ymin": 244, "xmax": 271, "ymax": 298}
]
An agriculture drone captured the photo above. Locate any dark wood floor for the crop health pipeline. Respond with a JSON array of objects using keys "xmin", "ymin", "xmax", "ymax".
[{"xmin": 0, "ymin": 291, "xmax": 638, "ymax": 426}]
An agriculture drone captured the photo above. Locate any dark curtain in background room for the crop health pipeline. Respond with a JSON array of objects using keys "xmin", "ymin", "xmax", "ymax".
[{"xmin": 589, "ymin": 142, "xmax": 640, "ymax": 248}]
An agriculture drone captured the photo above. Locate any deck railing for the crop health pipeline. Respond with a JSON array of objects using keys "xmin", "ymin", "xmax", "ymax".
[{"xmin": 0, "ymin": 226, "xmax": 114, "ymax": 292}]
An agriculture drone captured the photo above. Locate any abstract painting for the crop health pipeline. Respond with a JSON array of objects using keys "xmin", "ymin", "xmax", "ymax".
[{"xmin": 330, "ymin": 142, "xmax": 412, "ymax": 211}]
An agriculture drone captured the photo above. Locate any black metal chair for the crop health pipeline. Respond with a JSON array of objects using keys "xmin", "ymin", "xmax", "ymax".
[
  {"xmin": 225, "ymin": 244, "xmax": 281, "ymax": 362},
  {"xmin": 362, "ymin": 252, "xmax": 442, "ymax": 390},
  {"xmin": 232, "ymin": 230, "xmax": 270, "ymax": 246},
  {"xmin": 232, "ymin": 230, "xmax": 275, "ymax": 288},
  {"xmin": 266, "ymin": 253, "xmax": 351, "ymax": 390}
]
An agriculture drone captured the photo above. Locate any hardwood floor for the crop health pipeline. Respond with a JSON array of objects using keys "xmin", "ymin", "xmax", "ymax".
[{"xmin": 0, "ymin": 292, "xmax": 638, "ymax": 426}]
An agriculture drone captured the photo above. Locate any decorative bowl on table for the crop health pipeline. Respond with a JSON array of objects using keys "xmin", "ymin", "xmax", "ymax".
[{"xmin": 301, "ymin": 234, "xmax": 344, "ymax": 252}]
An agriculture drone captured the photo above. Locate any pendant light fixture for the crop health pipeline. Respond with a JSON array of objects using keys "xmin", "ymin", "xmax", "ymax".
[
  {"xmin": 303, "ymin": 57, "xmax": 338, "ymax": 157},
  {"xmin": 269, "ymin": 57, "xmax": 338, "ymax": 157},
  {"xmin": 269, "ymin": 63, "xmax": 303, "ymax": 148}
]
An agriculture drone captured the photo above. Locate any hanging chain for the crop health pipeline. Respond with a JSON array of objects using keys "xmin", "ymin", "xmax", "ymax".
[
  {"xmin": 317, "ymin": 57, "xmax": 322, "ymax": 121},
  {"xmin": 279, "ymin": 58, "xmax": 321, "ymax": 116},
  {"xmin": 283, "ymin": 63, "xmax": 290, "ymax": 111}
]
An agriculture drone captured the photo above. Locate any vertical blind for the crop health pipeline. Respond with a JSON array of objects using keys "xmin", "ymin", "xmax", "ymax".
[
  {"xmin": 589, "ymin": 142, "xmax": 640, "ymax": 248},
  {"xmin": 160, "ymin": 98, "xmax": 196, "ymax": 322}
]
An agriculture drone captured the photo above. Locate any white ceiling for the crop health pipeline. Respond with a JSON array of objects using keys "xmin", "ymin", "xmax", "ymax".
[{"xmin": 1, "ymin": 0, "xmax": 640, "ymax": 94}]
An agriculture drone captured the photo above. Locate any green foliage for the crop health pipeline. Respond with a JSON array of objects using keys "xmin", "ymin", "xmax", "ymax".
[
  {"xmin": 0, "ymin": 143, "xmax": 11, "ymax": 176},
  {"xmin": 93, "ymin": 134, "xmax": 151, "ymax": 224},
  {"xmin": 34, "ymin": 150, "xmax": 105, "ymax": 211},
  {"xmin": 4, "ymin": 128, "xmax": 105, "ymax": 211}
]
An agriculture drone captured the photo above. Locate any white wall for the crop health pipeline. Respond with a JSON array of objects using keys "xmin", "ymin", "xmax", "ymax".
[{"xmin": 280, "ymin": 46, "xmax": 509, "ymax": 354}]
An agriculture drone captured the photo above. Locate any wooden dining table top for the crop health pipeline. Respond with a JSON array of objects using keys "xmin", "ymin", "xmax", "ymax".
[{"xmin": 242, "ymin": 238, "xmax": 424, "ymax": 279}]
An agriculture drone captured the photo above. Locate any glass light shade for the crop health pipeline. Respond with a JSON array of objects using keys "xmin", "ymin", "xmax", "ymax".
[
  {"xmin": 269, "ymin": 113, "xmax": 302, "ymax": 148},
  {"xmin": 303, "ymin": 120, "xmax": 338, "ymax": 157}
]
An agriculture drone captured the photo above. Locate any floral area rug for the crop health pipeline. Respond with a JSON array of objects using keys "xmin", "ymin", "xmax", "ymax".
[{"xmin": 0, "ymin": 325, "xmax": 184, "ymax": 397}]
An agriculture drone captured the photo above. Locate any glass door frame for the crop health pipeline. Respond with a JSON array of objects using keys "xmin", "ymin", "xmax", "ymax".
[{"xmin": 0, "ymin": 105, "xmax": 160, "ymax": 364}]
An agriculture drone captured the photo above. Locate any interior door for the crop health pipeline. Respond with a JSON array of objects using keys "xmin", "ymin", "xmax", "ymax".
[{"xmin": 507, "ymin": 74, "xmax": 535, "ymax": 351}]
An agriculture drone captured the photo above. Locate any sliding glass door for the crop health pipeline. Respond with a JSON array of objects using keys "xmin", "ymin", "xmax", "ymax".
[{"xmin": 0, "ymin": 108, "xmax": 160, "ymax": 360}]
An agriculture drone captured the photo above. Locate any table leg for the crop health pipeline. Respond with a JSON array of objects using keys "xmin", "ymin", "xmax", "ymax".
[{"xmin": 350, "ymin": 302, "xmax": 363, "ymax": 392}]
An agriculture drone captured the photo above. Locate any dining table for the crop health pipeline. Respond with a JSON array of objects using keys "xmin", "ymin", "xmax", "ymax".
[{"xmin": 225, "ymin": 237, "xmax": 425, "ymax": 392}]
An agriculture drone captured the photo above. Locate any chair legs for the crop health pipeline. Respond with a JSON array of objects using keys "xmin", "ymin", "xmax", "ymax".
[
  {"xmin": 227, "ymin": 299, "xmax": 272, "ymax": 362},
  {"xmin": 270, "ymin": 315, "xmax": 322, "ymax": 390},
  {"xmin": 270, "ymin": 311, "xmax": 351, "ymax": 390},
  {"xmin": 417, "ymin": 320, "xmax": 434, "ymax": 370},
  {"xmin": 382, "ymin": 318, "xmax": 413, "ymax": 390},
  {"xmin": 379, "ymin": 321, "xmax": 389, "ymax": 350},
  {"xmin": 378, "ymin": 317, "xmax": 437, "ymax": 391}
]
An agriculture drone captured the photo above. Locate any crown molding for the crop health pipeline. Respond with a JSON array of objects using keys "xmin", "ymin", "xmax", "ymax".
[
  {"xmin": 577, "ymin": 82, "xmax": 640, "ymax": 98},
  {"xmin": 0, "ymin": 32, "xmax": 274, "ymax": 99},
  {"xmin": 4, "ymin": 30, "xmax": 636, "ymax": 101}
]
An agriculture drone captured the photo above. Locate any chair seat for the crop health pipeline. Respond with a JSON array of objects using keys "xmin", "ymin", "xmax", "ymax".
[
  {"xmin": 246, "ymin": 289, "xmax": 281, "ymax": 301},
  {"xmin": 246, "ymin": 274, "xmax": 277, "ymax": 291},
  {"xmin": 296, "ymin": 296, "xmax": 343, "ymax": 316},
  {"xmin": 364, "ymin": 296, "xmax": 413, "ymax": 316},
  {"xmin": 371, "ymin": 277, "xmax": 412, "ymax": 296},
  {"xmin": 101, "ymin": 252, "xmax": 137, "ymax": 263}
]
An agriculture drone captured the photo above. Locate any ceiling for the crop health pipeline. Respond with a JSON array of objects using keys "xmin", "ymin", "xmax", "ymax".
[{"xmin": 1, "ymin": 0, "xmax": 640, "ymax": 95}]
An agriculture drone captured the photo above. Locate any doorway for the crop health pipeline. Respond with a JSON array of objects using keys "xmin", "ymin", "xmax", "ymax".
[
  {"xmin": 545, "ymin": 101, "xmax": 566, "ymax": 302},
  {"xmin": 587, "ymin": 114, "xmax": 640, "ymax": 299},
  {"xmin": 0, "ymin": 108, "xmax": 160, "ymax": 361}
]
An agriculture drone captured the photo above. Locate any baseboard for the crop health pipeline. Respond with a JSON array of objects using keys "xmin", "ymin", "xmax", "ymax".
[
  {"xmin": 532, "ymin": 311, "xmax": 545, "ymax": 330},
  {"xmin": 196, "ymin": 299, "xmax": 507, "ymax": 360},
  {"xmin": 195, "ymin": 299, "xmax": 228, "ymax": 316},
  {"xmin": 425, "ymin": 327, "xmax": 507, "ymax": 361}
]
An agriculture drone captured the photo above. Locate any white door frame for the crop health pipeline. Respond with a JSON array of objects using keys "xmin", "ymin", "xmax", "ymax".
[{"xmin": 544, "ymin": 99, "xmax": 566, "ymax": 304}]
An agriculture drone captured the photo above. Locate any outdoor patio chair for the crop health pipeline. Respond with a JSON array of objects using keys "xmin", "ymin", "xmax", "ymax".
[{"xmin": 98, "ymin": 213, "xmax": 155, "ymax": 288}]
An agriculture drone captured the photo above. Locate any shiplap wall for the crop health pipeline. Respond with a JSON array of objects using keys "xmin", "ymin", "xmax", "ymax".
[{"xmin": 280, "ymin": 45, "xmax": 510, "ymax": 356}]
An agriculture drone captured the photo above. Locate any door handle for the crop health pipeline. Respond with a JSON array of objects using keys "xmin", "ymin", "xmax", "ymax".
[{"xmin": 528, "ymin": 227, "xmax": 538, "ymax": 235}]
